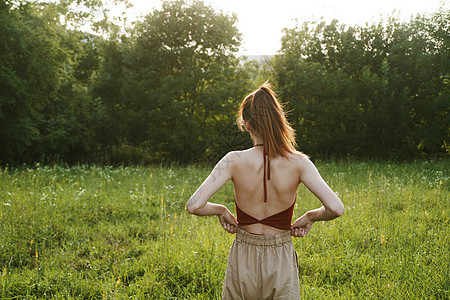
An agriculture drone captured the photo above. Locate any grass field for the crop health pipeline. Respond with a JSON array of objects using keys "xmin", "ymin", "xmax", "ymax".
[{"xmin": 0, "ymin": 159, "xmax": 448, "ymax": 299}]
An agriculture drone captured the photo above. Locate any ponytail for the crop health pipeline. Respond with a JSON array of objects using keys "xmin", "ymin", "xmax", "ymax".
[{"xmin": 238, "ymin": 82, "xmax": 297, "ymax": 158}]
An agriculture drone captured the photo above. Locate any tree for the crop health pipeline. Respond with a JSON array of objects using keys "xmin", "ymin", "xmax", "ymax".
[
  {"xmin": 274, "ymin": 11, "xmax": 449, "ymax": 158},
  {"xmin": 0, "ymin": 1, "xmax": 67, "ymax": 162},
  {"xmin": 0, "ymin": 1, "xmax": 108, "ymax": 164},
  {"xmin": 94, "ymin": 0, "xmax": 250, "ymax": 163}
]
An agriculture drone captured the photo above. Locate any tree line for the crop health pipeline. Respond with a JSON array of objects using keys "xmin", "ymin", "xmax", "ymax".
[
  {"xmin": 274, "ymin": 14, "xmax": 449, "ymax": 158},
  {"xmin": 0, "ymin": 0, "xmax": 448, "ymax": 165}
]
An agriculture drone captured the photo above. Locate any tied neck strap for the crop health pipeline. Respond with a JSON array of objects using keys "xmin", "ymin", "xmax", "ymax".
[{"xmin": 255, "ymin": 144, "xmax": 270, "ymax": 202}]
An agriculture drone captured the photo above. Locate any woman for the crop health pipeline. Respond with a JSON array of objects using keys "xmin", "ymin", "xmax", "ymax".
[{"xmin": 186, "ymin": 82, "xmax": 344, "ymax": 300}]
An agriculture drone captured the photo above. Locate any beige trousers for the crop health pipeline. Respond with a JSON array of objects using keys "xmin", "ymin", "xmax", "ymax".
[{"xmin": 222, "ymin": 228, "xmax": 300, "ymax": 300}]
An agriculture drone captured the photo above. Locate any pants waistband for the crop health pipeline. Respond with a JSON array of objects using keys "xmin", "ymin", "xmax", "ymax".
[{"xmin": 235, "ymin": 227, "xmax": 292, "ymax": 246}]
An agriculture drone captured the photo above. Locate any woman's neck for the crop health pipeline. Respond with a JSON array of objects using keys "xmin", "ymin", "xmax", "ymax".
[
  {"xmin": 253, "ymin": 138, "xmax": 263, "ymax": 146},
  {"xmin": 249, "ymin": 132, "xmax": 263, "ymax": 146}
]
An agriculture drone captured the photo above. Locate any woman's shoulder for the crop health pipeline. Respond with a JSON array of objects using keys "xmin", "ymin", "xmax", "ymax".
[
  {"xmin": 284, "ymin": 151, "xmax": 313, "ymax": 169},
  {"xmin": 219, "ymin": 148, "xmax": 311, "ymax": 168},
  {"xmin": 286, "ymin": 150, "xmax": 309, "ymax": 161},
  {"xmin": 216, "ymin": 147, "xmax": 259, "ymax": 167},
  {"xmin": 223, "ymin": 149, "xmax": 310, "ymax": 162},
  {"xmin": 222, "ymin": 148, "xmax": 255, "ymax": 162}
]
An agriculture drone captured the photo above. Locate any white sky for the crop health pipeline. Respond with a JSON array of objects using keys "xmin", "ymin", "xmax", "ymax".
[{"xmin": 125, "ymin": 0, "xmax": 448, "ymax": 55}]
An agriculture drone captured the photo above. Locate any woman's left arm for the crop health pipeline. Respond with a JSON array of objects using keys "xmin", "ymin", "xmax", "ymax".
[{"xmin": 186, "ymin": 152, "xmax": 238, "ymax": 233}]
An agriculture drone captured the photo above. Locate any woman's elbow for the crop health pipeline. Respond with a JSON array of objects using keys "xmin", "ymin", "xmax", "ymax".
[
  {"xmin": 186, "ymin": 198, "xmax": 202, "ymax": 215},
  {"xmin": 186, "ymin": 200, "xmax": 197, "ymax": 215},
  {"xmin": 334, "ymin": 203, "xmax": 345, "ymax": 217}
]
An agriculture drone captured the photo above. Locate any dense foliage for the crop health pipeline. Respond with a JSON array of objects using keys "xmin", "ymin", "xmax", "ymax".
[
  {"xmin": 0, "ymin": 0, "xmax": 448, "ymax": 164},
  {"xmin": 0, "ymin": 0, "xmax": 251, "ymax": 164},
  {"xmin": 0, "ymin": 1, "xmax": 111, "ymax": 163},
  {"xmin": 273, "ymin": 13, "xmax": 449, "ymax": 158},
  {"xmin": 92, "ymin": 0, "xmax": 250, "ymax": 163}
]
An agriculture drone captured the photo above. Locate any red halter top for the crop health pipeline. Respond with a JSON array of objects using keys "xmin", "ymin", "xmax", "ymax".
[{"xmin": 235, "ymin": 144, "xmax": 295, "ymax": 231}]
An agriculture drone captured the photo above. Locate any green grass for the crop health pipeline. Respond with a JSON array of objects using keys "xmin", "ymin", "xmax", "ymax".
[{"xmin": 0, "ymin": 160, "xmax": 448, "ymax": 299}]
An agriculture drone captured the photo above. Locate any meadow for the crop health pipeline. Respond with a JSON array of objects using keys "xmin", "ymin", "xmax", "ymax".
[{"xmin": 0, "ymin": 159, "xmax": 448, "ymax": 299}]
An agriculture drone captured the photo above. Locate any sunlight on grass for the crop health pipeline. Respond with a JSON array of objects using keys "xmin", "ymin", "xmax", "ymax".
[{"xmin": 0, "ymin": 160, "xmax": 448, "ymax": 298}]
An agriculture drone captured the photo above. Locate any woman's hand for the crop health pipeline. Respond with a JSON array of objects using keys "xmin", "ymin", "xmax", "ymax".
[
  {"xmin": 290, "ymin": 213, "xmax": 314, "ymax": 238},
  {"xmin": 218, "ymin": 208, "xmax": 238, "ymax": 234}
]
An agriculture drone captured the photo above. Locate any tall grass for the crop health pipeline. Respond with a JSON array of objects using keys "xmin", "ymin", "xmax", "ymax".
[{"xmin": 0, "ymin": 160, "xmax": 448, "ymax": 299}]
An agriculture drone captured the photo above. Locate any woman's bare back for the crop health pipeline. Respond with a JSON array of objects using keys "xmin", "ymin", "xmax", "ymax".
[{"xmin": 229, "ymin": 147, "xmax": 305, "ymax": 234}]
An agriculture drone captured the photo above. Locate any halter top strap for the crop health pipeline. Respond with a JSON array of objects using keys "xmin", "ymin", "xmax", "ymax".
[{"xmin": 255, "ymin": 144, "xmax": 270, "ymax": 202}]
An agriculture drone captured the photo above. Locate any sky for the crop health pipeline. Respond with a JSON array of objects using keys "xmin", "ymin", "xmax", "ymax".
[{"xmin": 125, "ymin": 0, "xmax": 448, "ymax": 55}]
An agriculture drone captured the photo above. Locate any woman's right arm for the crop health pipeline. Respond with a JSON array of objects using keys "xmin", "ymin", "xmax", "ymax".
[
  {"xmin": 290, "ymin": 156, "xmax": 344, "ymax": 237},
  {"xmin": 186, "ymin": 152, "xmax": 238, "ymax": 233}
]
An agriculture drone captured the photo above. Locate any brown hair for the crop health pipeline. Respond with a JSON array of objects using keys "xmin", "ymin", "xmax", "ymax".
[{"xmin": 238, "ymin": 82, "xmax": 297, "ymax": 158}]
